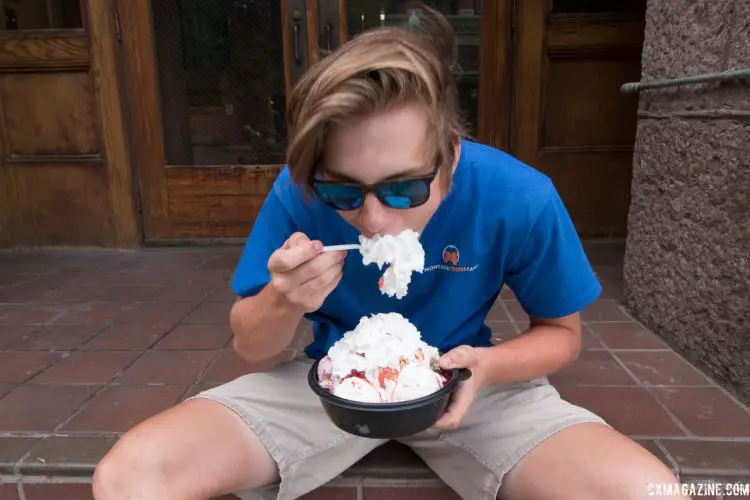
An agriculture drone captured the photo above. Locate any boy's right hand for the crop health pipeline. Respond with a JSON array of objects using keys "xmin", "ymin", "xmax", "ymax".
[{"xmin": 267, "ymin": 232, "xmax": 347, "ymax": 313}]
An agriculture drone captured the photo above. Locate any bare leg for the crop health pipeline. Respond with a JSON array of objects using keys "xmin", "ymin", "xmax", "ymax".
[
  {"xmin": 93, "ymin": 398, "xmax": 278, "ymax": 500},
  {"xmin": 499, "ymin": 422, "xmax": 688, "ymax": 500}
]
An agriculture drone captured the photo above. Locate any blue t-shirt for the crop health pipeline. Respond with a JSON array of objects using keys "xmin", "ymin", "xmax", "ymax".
[{"xmin": 232, "ymin": 140, "xmax": 601, "ymax": 359}]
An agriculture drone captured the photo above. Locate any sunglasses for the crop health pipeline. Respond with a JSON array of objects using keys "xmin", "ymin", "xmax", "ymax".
[{"xmin": 312, "ymin": 164, "xmax": 440, "ymax": 211}]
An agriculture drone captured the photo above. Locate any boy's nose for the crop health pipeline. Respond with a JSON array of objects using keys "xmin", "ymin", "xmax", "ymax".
[{"xmin": 358, "ymin": 193, "xmax": 388, "ymax": 235}]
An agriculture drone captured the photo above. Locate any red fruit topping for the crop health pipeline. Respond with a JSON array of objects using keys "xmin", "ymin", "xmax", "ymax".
[{"xmin": 378, "ymin": 367, "xmax": 399, "ymax": 387}]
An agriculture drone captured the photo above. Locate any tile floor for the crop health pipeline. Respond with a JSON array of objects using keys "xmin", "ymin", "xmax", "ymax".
[{"xmin": 0, "ymin": 243, "xmax": 748, "ymax": 499}]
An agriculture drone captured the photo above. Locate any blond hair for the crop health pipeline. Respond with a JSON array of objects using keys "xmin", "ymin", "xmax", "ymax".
[{"xmin": 286, "ymin": 7, "xmax": 467, "ymax": 198}]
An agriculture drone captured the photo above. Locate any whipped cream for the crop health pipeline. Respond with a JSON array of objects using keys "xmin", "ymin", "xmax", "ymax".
[
  {"xmin": 358, "ymin": 230, "xmax": 425, "ymax": 299},
  {"xmin": 317, "ymin": 312, "xmax": 447, "ymax": 403}
]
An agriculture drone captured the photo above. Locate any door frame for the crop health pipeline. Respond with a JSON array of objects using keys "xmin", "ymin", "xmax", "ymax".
[{"xmin": 117, "ymin": 0, "xmax": 515, "ymax": 243}]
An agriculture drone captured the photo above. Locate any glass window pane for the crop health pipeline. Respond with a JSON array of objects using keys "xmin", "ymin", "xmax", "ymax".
[
  {"xmin": 151, "ymin": 0, "xmax": 287, "ymax": 166},
  {"xmin": 344, "ymin": 0, "xmax": 481, "ymax": 136},
  {"xmin": 2, "ymin": 0, "xmax": 82, "ymax": 30}
]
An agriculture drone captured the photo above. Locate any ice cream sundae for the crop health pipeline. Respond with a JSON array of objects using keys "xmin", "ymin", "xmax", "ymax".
[
  {"xmin": 317, "ymin": 312, "xmax": 448, "ymax": 403},
  {"xmin": 358, "ymin": 230, "xmax": 425, "ymax": 299}
]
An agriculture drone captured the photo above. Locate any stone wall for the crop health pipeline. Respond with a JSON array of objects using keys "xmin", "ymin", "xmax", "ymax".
[{"xmin": 624, "ymin": 0, "xmax": 749, "ymax": 404}]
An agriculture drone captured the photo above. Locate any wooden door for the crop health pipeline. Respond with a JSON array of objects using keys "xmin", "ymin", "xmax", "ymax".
[
  {"xmin": 120, "ymin": 0, "xmax": 513, "ymax": 242},
  {"xmin": 119, "ymin": 0, "xmax": 317, "ymax": 242},
  {"xmin": 511, "ymin": 0, "xmax": 645, "ymax": 237},
  {"xmin": 0, "ymin": 0, "xmax": 138, "ymax": 248}
]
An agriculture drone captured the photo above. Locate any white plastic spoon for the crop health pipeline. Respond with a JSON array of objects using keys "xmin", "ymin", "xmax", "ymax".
[{"xmin": 321, "ymin": 244, "xmax": 361, "ymax": 252}]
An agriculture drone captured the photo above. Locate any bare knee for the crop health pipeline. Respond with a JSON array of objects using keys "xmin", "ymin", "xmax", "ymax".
[{"xmin": 93, "ymin": 430, "xmax": 168, "ymax": 500}]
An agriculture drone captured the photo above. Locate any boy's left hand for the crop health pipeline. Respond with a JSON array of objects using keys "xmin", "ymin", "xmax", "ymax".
[{"xmin": 432, "ymin": 345, "xmax": 487, "ymax": 430}]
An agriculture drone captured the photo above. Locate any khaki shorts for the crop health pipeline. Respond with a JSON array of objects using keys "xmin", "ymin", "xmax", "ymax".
[{"xmin": 190, "ymin": 353, "xmax": 607, "ymax": 500}]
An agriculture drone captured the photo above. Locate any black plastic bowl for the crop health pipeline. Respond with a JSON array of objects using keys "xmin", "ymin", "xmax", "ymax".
[{"xmin": 308, "ymin": 358, "xmax": 471, "ymax": 439}]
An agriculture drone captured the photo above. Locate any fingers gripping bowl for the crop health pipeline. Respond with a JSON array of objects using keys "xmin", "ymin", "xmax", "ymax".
[{"xmin": 308, "ymin": 313, "xmax": 471, "ymax": 439}]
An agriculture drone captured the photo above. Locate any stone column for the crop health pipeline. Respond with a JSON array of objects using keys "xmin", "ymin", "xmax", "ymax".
[{"xmin": 624, "ymin": 1, "xmax": 749, "ymax": 403}]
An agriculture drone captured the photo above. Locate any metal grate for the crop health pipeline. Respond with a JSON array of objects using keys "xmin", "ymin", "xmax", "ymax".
[{"xmin": 150, "ymin": 0, "xmax": 287, "ymax": 166}]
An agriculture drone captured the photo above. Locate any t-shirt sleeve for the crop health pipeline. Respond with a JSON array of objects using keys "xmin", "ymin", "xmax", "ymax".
[
  {"xmin": 231, "ymin": 186, "xmax": 298, "ymax": 299},
  {"xmin": 503, "ymin": 184, "xmax": 601, "ymax": 319}
]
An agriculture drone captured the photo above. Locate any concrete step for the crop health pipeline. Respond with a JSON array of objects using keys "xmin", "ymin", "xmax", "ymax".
[{"xmin": 2, "ymin": 440, "xmax": 748, "ymax": 500}]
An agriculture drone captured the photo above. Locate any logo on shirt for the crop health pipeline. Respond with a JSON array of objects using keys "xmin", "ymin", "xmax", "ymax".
[
  {"xmin": 424, "ymin": 245, "xmax": 479, "ymax": 273},
  {"xmin": 442, "ymin": 245, "xmax": 459, "ymax": 265}
]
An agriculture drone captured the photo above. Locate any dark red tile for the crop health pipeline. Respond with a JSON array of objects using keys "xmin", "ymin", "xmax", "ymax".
[
  {"xmin": 0, "ymin": 385, "xmax": 98, "ymax": 431},
  {"xmin": 488, "ymin": 321, "xmax": 517, "ymax": 339},
  {"xmin": 362, "ymin": 486, "xmax": 460, "ymax": 500},
  {"xmin": 79, "ymin": 270, "xmax": 177, "ymax": 287},
  {"xmin": 0, "ymin": 383, "xmax": 15, "ymax": 399},
  {"xmin": 556, "ymin": 386, "xmax": 685, "ymax": 436},
  {"xmin": 0, "ymin": 280, "xmax": 52, "ymax": 303},
  {"xmin": 587, "ymin": 322, "xmax": 668, "ymax": 349},
  {"xmin": 17, "ymin": 270, "xmax": 79, "ymax": 290},
  {"xmin": 581, "ymin": 299, "xmax": 631, "ymax": 322},
  {"xmin": 292, "ymin": 320, "xmax": 314, "ymax": 349},
  {"xmin": 173, "ymin": 270, "xmax": 229, "ymax": 288},
  {"xmin": 504, "ymin": 301, "xmax": 528, "ymax": 323},
  {"xmin": 549, "ymin": 350, "xmax": 636, "ymax": 386},
  {"xmin": 116, "ymin": 302, "xmax": 194, "ymax": 326},
  {"xmin": 200, "ymin": 349, "xmax": 296, "ymax": 384},
  {"xmin": 23, "ymin": 483, "xmax": 94, "ymax": 500},
  {"xmin": 196, "ymin": 255, "xmax": 239, "ymax": 272},
  {"xmin": 6, "ymin": 325, "xmax": 102, "ymax": 351},
  {"xmin": 81, "ymin": 324, "xmax": 171, "ymax": 350},
  {"xmin": 97, "ymin": 285, "xmax": 167, "ymax": 303},
  {"xmin": 0, "ymin": 437, "xmax": 43, "ymax": 473},
  {"xmin": 180, "ymin": 384, "xmax": 220, "ymax": 401},
  {"xmin": 659, "ymin": 440, "xmax": 750, "ymax": 476},
  {"xmin": 0, "ymin": 304, "xmax": 68, "ymax": 324},
  {"xmin": 55, "ymin": 303, "xmax": 135, "ymax": 327},
  {"xmin": 0, "ymin": 351, "xmax": 63, "ymax": 382},
  {"xmin": 19, "ymin": 436, "xmax": 118, "ymax": 476},
  {"xmin": 0, "ymin": 326, "xmax": 36, "ymax": 349},
  {"xmin": 348, "ymin": 442, "xmax": 433, "ymax": 479},
  {"xmin": 651, "ymin": 387, "xmax": 750, "ymax": 437},
  {"xmin": 634, "ymin": 439, "xmax": 677, "ymax": 473},
  {"xmin": 115, "ymin": 252, "xmax": 205, "ymax": 272},
  {"xmin": 593, "ymin": 265, "xmax": 623, "ymax": 282},
  {"xmin": 182, "ymin": 302, "xmax": 232, "ymax": 324},
  {"xmin": 154, "ymin": 323, "xmax": 232, "ymax": 350},
  {"xmin": 581, "ymin": 325, "xmax": 604, "ymax": 349},
  {"xmin": 40, "ymin": 284, "xmax": 106, "ymax": 303},
  {"xmin": 204, "ymin": 286, "xmax": 237, "ymax": 303},
  {"xmin": 62, "ymin": 385, "xmax": 184, "ymax": 432},
  {"xmin": 599, "ymin": 280, "xmax": 623, "ymax": 300},
  {"xmin": 30, "ymin": 351, "xmax": 142, "ymax": 384},
  {"xmin": 616, "ymin": 351, "xmax": 713, "ymax": 386},
  {"xmin": 153, "ymin": 282, "xmax": 214, "ymax": 303},
  {"xmin": 117, "ymin": 350, "xmax": 217, "ymax": 385},
  {"xmin": 0, "ymin": 483, "xmax": 19, "ymax": 500},
  {"xmin": 299, "ymin": 487, "xmax": 358, "ymax": 500},
  {"xmin": 584, "ymin": 242, "xmax": 624, "ymax": 266},
  {"xmin": 486, "ymin": 304, "xmax": 509, "ymax": 321},
  {"xmin": 0, "ymin": 272, "xmax": 37, "ymax": 287}
]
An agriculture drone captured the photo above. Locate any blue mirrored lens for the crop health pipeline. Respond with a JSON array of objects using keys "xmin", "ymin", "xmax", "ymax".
[
  {"xmin": 315, "ymin": 184, "xmax": 363, "ymax": 209},
  {"xmin": 382, "ymin": 195, "xmax": 411, "ymax": 209},
  {"xmin": 378, "ymin": 180, "xmax": 429, "ymax": 208}
]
